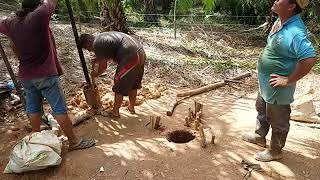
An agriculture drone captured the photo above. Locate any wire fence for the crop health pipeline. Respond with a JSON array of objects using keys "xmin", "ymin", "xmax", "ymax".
[
  {"xmin": 0, "ymin": 5, "xmax": 269, "ymax": 40},
  {"xmin": 0, "ymin": 3, "xmax": 318, "ymax": 42}
]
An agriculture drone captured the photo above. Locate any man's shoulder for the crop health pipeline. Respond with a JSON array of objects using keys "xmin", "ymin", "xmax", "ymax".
[{"xmin": 285, "ymin": 21, "xmax": 307, "ymax": 39}]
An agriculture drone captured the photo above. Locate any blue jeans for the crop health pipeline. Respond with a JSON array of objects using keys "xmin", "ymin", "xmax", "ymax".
[{"xmin": 21, "ymin": 76, "xmax": 68, "ymax": 115}]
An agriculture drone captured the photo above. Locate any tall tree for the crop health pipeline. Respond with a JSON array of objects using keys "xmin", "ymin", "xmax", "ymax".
[
  {"xmin": 112, "ymin": 0, "xmax": 130, "ymax": 33},
  {"xmin": 144, "ymin": 0, "xmax": 158, "ymax": 22},
  {"xmin": 100, "ymin": 1, "xmax": 113, "ymax": 31},
  {"xmin": 100, "ymin": 0, "xmax": 130, "ymax": 33}
]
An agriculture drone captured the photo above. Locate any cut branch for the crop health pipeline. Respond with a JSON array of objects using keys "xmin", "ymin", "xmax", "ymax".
[{"xmin": 177, "ymin": 72, "xmax": 251, "ymax": 97}]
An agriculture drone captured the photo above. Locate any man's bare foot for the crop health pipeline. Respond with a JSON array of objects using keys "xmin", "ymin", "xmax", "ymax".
[
  {"xmin": 100, "ymin": 110, "xmax": 120, "ymax": 118},
  {"xmin": 126, "ymin": 106, "xmax": 136, "ymax": 114}
]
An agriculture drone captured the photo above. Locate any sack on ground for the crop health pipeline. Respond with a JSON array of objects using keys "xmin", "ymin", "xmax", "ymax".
[{"xmin": 3, "ymin": 130, "xmax": 62, "ymax": 173}]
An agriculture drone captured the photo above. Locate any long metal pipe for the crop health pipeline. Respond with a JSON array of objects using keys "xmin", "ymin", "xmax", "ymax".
[{"xmin": 65, "ymin": 0, "xmax": 91, "ymax": 86}]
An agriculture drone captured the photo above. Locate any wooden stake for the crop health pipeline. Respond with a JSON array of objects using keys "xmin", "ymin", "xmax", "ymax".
[
  {"xmin": 194, "ymin": 101, "xmax": 203, "ymax": 113},
  {"xmin": 149, "ymin": 116, "xmax": 161, "ymax": 130},
  {"xmin": 195, "ymin": 119, "xmax": 200, "ymax": 131},
  {"xmin": 196, "ymin": 114, "xmax": 201, "ymax": 123},
  {"xmin": 184, "ymin": 116, "xmax": 190, "ymax": 127},
  {"xmin": 154, "ymin": 116, "xmax": 161, "ymax": 129},
  {"xmin": 194, "ymin": 101, "xmax": 198, "ymax": 113},
  {"xmin": 199, "ymin": 125, "xmax": 206, "ymax": 148},
  {"xmin": 150, "ymin": 116, "xmax": 155, "ymax": 130},
  {"xmin": 211, "ymin": 134, "xmax": 215, "ymax": 144},
  {"xmin": 188, "ymin": 108, "xmax": 194, "ymax": 121}
]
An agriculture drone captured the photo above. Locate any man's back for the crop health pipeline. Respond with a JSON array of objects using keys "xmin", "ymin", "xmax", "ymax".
[
  {"xmin": 0, "ymin": 1, "xmax": 59, "ymax": 80},
  {"xmin": 93, "ymin": 31, "xmax": 142, "ymax": 64}
]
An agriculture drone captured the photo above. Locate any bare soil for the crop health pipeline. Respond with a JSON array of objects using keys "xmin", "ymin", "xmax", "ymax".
[{"xmin": 0, "ymin": 23, "xmax": 319, "ymax": 180}]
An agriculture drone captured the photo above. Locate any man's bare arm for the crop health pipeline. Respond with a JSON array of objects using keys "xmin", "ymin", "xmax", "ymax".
[{"xmin": 91, "ymin": 58, "xmax": 108, "ymax": 78}]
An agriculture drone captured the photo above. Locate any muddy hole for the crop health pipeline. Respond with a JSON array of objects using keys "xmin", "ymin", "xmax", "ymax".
[{"xmin": 166, "ymin": 130, "xmax": 195, "ymax": 143}]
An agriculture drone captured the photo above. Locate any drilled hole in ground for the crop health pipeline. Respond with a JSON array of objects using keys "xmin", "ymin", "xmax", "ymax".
[{"xmin": 166, "ymin": 130, "xmax": 195, "ymax": 143}]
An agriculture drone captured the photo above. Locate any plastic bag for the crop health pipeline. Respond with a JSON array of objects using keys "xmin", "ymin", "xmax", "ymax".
[{"xmin": 3, "ymin": 130, "xmax": 62, "ymax": 173}]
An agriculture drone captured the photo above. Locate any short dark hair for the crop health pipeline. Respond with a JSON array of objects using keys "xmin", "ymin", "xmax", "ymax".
[
  {"xmin": 288, "ymin": 0, "xmax": 302, "ymax": 14},
  {"xmin": 16, "ymin": 0, "xmax": 41, "ymax": 17},
  {"xmin": 79, "ymin": 34, "xmax": 94, "ymax": 47},
  {"xmin": 22, "ymin": 0, "xmax": 41, "ymax": 9}
]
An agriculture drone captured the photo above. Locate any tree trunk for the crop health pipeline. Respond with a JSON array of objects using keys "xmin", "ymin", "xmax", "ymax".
[
  {"xmin": 100, "ymin": 0, "xmax": 130, "ymax": 34},
  {"xmin": 144, "ymin": 0, "xmax": 158, "ymax": 23},
  {"xmin": 160, "ymin": 0, "xmax": 174, "ymax": 14},
  {"xmin": 101, "ymin": 1, "xmax": 114, "ymax": 31},
  {"xmin": 112, "ymin": 0, "xmax": 130, "ymax": 33}
]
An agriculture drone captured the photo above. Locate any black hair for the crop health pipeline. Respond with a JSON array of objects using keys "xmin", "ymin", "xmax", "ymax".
[
  {"xmin": 79, "ymin": 34, "xmax": 94, "ymax": 48},
  {"xmin": 15, "ymin": 0, "xmax": 41, "ymax": 17}
]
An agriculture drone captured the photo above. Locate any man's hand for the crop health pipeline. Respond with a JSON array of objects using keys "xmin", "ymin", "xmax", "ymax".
[
  {"xmin": 90, "ymin": 70, "xmax": 98, "ymax": 78},
  {"xmin": 269, "ymin": 74, "xmax": 289, "ymax": 87},
  {"xmin": 91, "ymin": 57, "xmax": 98, "ymax": 64}
]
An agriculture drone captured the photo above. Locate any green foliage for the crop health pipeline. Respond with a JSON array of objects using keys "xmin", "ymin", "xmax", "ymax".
[
  {"xmin": 124, "ymin": 0, "xmax": 144, "ymax": 12},
  {"xmin": 56, "ymin": 0, "xmax": 101, "ymax": 20},
  {"xmin": 3, "ymin": 0, "xmax": 19, "ymax": 6},
  {"xmin": 203, "ymin": 0, "xmax": 218, "ymax": 14},
  {"xmin": 175, "ymin": 0, "xmax": 194, "ymax": 14},
  {"xmin": 217, "ymin": 0, "xmax": 270, "ymax": 24}
]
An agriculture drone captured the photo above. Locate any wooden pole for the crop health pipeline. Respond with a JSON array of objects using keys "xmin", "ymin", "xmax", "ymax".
[
  {"xmin": 173, "ymin": 0, "xmax": 177, "ymax": 39},
  {"xmin": 195, "ymin": 119, "xmax": 200, "ymax": 131},
  {"xmin": 199, "ymin": 125, "xmax": 206, "ymax": 148},
  {"xmin": 184, "ymin": 116, "xmax": 190, "ymax": 127},
  {"xmin": 211, "ymin": 134, "xmax": 215, "ymax": 144},
  {"xmin": 0, "ymin": 40, "xmax": 25, "ymax": 106}
]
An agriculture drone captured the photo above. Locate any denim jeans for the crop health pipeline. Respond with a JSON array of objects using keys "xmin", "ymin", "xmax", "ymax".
[{"xmin": 21, "ymin": 75, "xmax": 67, "ymax": 115}]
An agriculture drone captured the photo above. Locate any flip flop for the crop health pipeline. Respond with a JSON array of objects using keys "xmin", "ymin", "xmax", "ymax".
[
  {"xmin": 69, "ymin": 137, "xmax": 95, "ymax": 151},
  {"xmin": 100, "ymin": 110, "xmax": 121, "ymax": 118},
  {"xmin": 126, "ymin": 107, "xmax": 136, "ymax": 114}
]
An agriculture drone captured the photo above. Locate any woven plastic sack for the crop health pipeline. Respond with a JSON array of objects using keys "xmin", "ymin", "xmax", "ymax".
[{"xmin": 3, "ymin": 130, "xmax": 62, "ymax": 173}]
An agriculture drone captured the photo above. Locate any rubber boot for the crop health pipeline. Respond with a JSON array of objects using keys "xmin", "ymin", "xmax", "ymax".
[
  {"xmin": 255, "ymin": 131, "xmax": 287, "ymax": 162},
  {"xmin": 242, "ymin": 133, "xmax": 267, "ymax": 147}
]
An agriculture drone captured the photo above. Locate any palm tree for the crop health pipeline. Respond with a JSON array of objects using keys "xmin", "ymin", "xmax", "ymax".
[
  {"xmin": 100, "ymin": 1, "xmax": 113, "ymax": 31},
  {"xmin": 112, "ymin": 0, "xmax": 130, "ymax": 33},
  {"xmin": 100, "ymin": 0, "xmax": 130, "ymax": 33},
  {"xmin": 144, "ymin": 0, "xmax": 158, "ymax": 23}
]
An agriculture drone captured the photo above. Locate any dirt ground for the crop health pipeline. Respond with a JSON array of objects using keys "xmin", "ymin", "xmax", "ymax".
[
  {"xmin": 1, "ymin": 80, "xmax": 320, "ymax": 180},
  {"xmin": 0, "ymin": 23, "xmax": 320, "ymax": 180}
]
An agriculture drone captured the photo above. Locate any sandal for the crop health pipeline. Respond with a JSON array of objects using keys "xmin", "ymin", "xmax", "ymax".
[
  {"xmin": 100, "ymin": 110, "xmax": 121, "ymax": 118},
  {"xmin": 69, "ymin": 137, "xmax": 95, "ymax": 151},
  {"xmin": 126, "ymin": 107, "xmax": 136, "ymax": 114}
]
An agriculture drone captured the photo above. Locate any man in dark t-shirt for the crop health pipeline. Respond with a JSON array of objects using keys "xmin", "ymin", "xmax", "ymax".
[{"xmin": 80, "ymin": 32, "xmax": 145, "ymax": 118}]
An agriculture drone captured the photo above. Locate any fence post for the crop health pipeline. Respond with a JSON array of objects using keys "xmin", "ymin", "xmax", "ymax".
[
  {"xmin": 174, "ymin": 0, "xmax": 177, "ymax": 39},
  {"xmin": 77, "ymin": 4, "xmax": 81, "ymax": 33}
]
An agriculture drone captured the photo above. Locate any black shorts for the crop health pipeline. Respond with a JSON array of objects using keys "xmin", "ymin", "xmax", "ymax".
[{"xmin": 112, "ymin": 50, "xmax": 145, "ymax": 96}]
